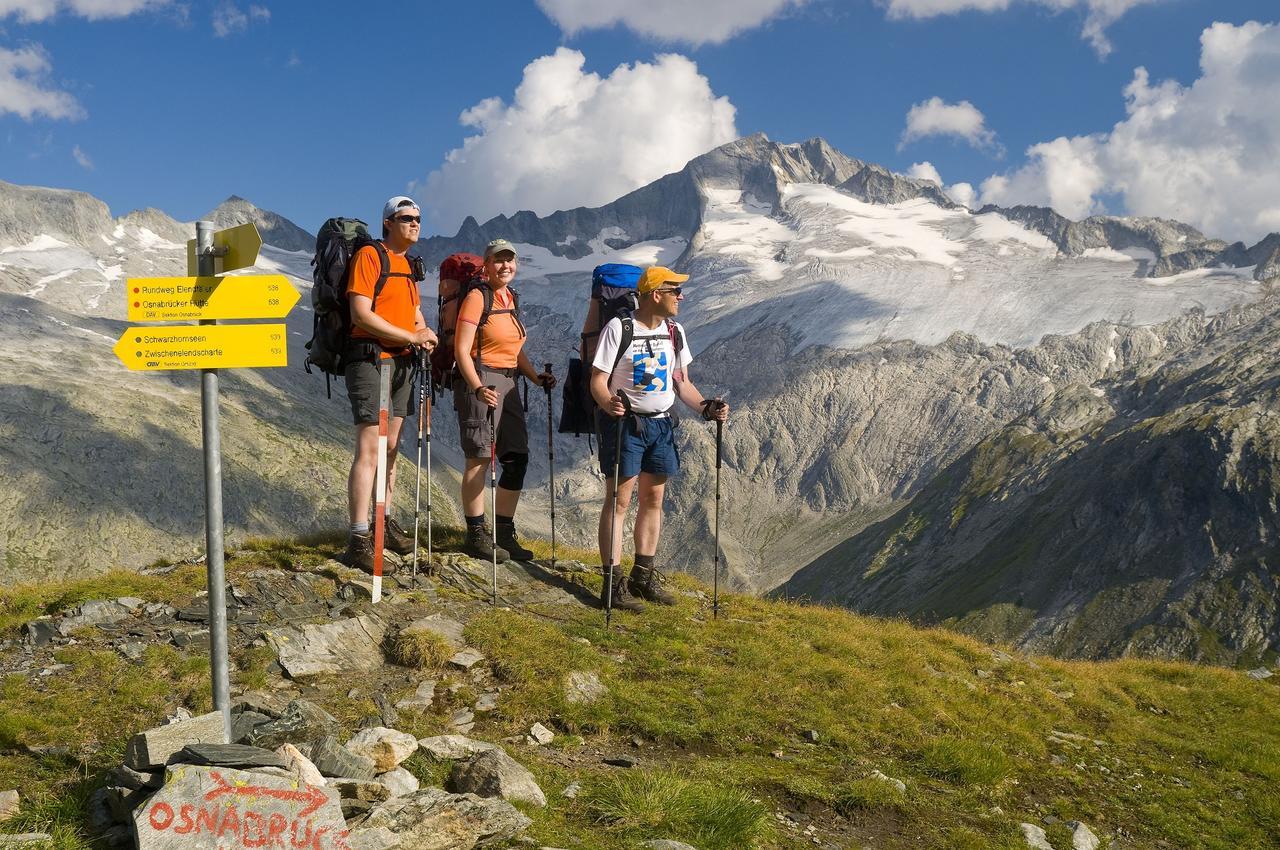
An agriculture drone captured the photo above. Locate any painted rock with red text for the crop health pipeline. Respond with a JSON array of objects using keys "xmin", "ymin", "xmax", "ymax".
[{"xmin": 133, "ymin": 763, "xmax": 349, "ymax": 850}]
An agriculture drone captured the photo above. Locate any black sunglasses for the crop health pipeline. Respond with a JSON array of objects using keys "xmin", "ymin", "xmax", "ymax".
[
  {"xmin": 656, "ymin": 286, "xmax": 683, "ymax": 296},
  {"xmin": 394, "ymin": 215, "xmax": 421, "ymax": 224}
]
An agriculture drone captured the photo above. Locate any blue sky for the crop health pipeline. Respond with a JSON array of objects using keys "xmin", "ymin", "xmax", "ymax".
[{"xmin": 2, "ymin": 0, "xmax": 1278, "ymax": 243}]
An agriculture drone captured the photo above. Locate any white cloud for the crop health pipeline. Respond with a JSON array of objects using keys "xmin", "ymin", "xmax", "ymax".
[
  {"xmin": 0, "ymin": 0, "xmax": 165, "ymax": 21},
  {"xmin": 899, "ymin": 96, "xmax": 1001, "ymax": 153},
  {"xmin": 907, "ymin": 161, "xmax": 943, "ymax": 184},
  {"xmin": 881, "ymin": 0, "xmax": 1166, "ymax": 57},
  {"xmin": 980, "ymin": 21, "xmax": 1280, "ymax": 242},
  {"xmin": 0, "ymin": 44, "xmax": 83, "ymax": 120},
  {"xmin": 536, "ymin": 0, "xmax": 803, "ymax": 46},
  {"xmin": 946, "ymin": 181, "xmax": 977, "ymax": 209},
  {"xmin": 71, "ymin": 143, "xmax": 92, "ymax": 169},
  {"xmin": 907, "ymin": 160, "xmax": 979, "ymax": 208},
  {"xmin": 421, "ymin": 48, "xmax": 738, "ymax": 233},
  {"xmin": 212, "ymin": 1, "xmax": 266, "ymax": 36}
]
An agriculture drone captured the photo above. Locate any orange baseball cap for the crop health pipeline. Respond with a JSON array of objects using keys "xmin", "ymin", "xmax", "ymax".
[{"xmin": 637, "ymin": 266, "xmax": 690, "ymax": 294}]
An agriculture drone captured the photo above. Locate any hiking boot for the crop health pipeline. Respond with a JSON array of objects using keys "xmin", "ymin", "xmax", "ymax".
[
  {"xmin": 384, "ymin": 517, "xmax": 415, "ymax": 556},
  {"xmin": 602, "ymin": 568, "xmax": 645, "ymax": 614},
  {"xmin": 496, "ymin": 523, "xmax": 535, "ymax": 561},
  {"xmin": 628, "ymin": 563, "xmax": 677, "ymax": 606},
  {"xmin": 463, "ymin": 523, "xmax": 510, "ymax": 563},
  {"xmin": 342, "ymin": 532, "xmax": 398, "ymax": 576}
]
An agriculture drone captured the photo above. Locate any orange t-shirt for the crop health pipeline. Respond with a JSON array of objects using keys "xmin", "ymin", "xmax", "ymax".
[
  {"xmin": 457, "ymin": 285, "xmax": 524, "ymax": 369},
  {"xmin": 347, "ymin": 244, "xmax": 420, "ymax": 350}
]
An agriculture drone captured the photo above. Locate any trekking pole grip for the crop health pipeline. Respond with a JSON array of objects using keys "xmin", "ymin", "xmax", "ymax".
[{"xmin": 716, "ymin": 418, "xmax": 723, "ymax": 469}]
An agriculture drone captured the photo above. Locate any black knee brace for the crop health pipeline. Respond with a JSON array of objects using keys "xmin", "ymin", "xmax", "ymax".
[{"xmin": 498, "ymin": 451, "xmax": 529, "ymax": 491}]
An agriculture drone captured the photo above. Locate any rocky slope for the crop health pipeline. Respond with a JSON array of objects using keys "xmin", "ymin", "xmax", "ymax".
[{"xmin": 780, "ymin": 299, "xmax": 1280, "ymax": 663}]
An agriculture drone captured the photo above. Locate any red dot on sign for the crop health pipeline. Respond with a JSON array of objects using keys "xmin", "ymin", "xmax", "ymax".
[
  {"xmin": 133, "ymin": 287, "xmax": 139, "ymax": 293},
  {"xmin": 133, "ymin": 302, "xmax": 140, "ymax": 308}
]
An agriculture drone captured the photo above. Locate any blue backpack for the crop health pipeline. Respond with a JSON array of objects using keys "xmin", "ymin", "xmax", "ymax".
[
  {"xmin": 561, "ymin": 263, "xmax": 688, "ymax": 439},
  {"xmin": 561, "ymin": 264, "xmax": 642, "ymax": 436},
  {"xmin": 582, "ymin": 263, "xmax": 642, "ymax": 362}
]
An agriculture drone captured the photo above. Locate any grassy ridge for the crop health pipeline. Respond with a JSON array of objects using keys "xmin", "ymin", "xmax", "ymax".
[
  {"xmin": 464, "ymin": 583, "xmax": 1279, "ymax": 849},
  {"xmin": 0, "ymin": 537, "xmax": 1277, "ymax": 849}
]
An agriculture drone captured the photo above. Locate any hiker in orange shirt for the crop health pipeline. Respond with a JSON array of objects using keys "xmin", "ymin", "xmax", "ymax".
[
  {"xmin": 341, "ymin": 196, "xmax": 437, "ymax": 573},
  {"xmin": 453, "ymin": 238, "xmax": 555, "ymax": 562}
]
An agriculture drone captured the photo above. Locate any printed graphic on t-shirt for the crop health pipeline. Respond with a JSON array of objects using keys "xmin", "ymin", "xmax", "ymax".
[{"xmin": 633, "ymin": 350, "xmax": 669, "ymax": 392}]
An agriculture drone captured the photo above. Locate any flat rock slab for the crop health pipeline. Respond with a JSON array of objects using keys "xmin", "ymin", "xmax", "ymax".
[
  {"xmin": 448, "ymin": 648, "xmax": 485, "ymax": 670},
  {"xmin": 264, "ymin": 616, "xmax": 387, "ymax": 680},
  {"xmin": 247, "ymin": 700, "xmax": 338, "ymax": 751},
  {"xmin": 125, "ymin": 711, "xmax": 228, "ymax": 770},
  {"xmin": 376, "ymin": 767, "xmax": 419, "ymax": 799},
  {"xmin": 134, "ymin": 764, "xmax": 346, "ymax": 850},
  {"xmin": 0, "ymin": 834, "xmax": 54, "ymax": 846},
  {"xmin": 360, "ymin": 787, "xmax": 531, "ymax": 850},
  {"xmin": 394, "ymin": 680, "xmax": 436, "ymax": 712},
  {"xmin": 344, "ymin": 728, "xmax": 418, "ymax": 773},
  {"xmin": 58, "ymin": 598, "xmax": 142, "ymax": 636},
  {"xmin": 402, "ymin": 615, "xmax": 464, "ymax": 646},
  {"xmin": 436, "ymin": 555, "xmax": 584, "ymax": 609},
  {"xmin": 233, "ymin": 691, "xmax": 291, "ymax": 719},
  {"xmin": 642, "ymin": 842, "xmax": 698, "ymax": 850},
  {"xmin": 0, "ymin": 790, "xmax": 18, "ymax": 820},
  {"xmin": 449, "ymin": 749, "xmax": 546, "ymax": 807},
  {"xmin": 564, "ymin": 671, "xmax": 605, "ymax": 705},
  {"xmin": 312, "ymin": 736, "xmax": 376, "ymax": 781},
  {"xmin": 179, "ymin": 744, "xmax": 289, "ymax": 770},
  {"xmin": 416, "ymin": 735, "xmax": 497, "ymax": 761}
]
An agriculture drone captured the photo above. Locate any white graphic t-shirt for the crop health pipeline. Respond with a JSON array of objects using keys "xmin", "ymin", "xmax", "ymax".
[{"xmin": 592, "ymin": 317, "xmax": 693, "ymax": 416}]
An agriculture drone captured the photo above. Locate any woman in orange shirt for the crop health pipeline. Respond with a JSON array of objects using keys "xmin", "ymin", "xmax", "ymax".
[{"xmin": 453, "ymin": 238, "xmax": 555, "ymax": 562}]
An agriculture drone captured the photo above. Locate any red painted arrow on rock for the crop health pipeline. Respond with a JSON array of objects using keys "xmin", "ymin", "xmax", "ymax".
[{"xmin": 204, "ymin": 770, "xmax": 329, "ymax": 817}]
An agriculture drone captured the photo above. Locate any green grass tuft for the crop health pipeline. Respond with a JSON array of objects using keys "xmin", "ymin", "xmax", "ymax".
[
  {"xmin": 584, "ymin": 769, "xmax": 774, "ymax": 850},
  {"xmin": 918, "ymin": 737, "xmax": 1012, "ymax": 786},
  {"xmin": 386, "ymin": 627, "xmax": 454, "ymax": 669}
]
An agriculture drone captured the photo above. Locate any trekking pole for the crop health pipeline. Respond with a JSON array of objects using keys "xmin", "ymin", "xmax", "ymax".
[
  {"xmin": 713, "ymin": 401, "xmax": 723, "ymax": 621},
  {"xmin": 544, "ymin": 362, "xmax": 556, "ymax": 571},
  {"xmin": 412, "ymin": 349, "xmax": 426, "ymax": 580},
  {"xmin": 605, "ymin": 391, "xmax": 627, "ymax": 629},
  {"xmin": 425, "ymin": 363, "xmax": 433, "ymax": 572},
  {"xmin": 487, "ymin": 386, "xmax": 498, "ymax": 607},
  {"xmin": 371, "ymin": 353, "xmax": 393, "ymax": 605}
]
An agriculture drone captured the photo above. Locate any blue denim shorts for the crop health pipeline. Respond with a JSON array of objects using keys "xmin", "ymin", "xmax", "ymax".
[{"xmin": 598, "ymin": 413, "xmax": 679, "ymax": 479}]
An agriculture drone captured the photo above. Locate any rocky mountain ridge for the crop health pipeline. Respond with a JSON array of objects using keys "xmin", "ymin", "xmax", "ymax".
[{"xmin": 780, "ymin": 297, "xmax": 1280, "ymax": 664}]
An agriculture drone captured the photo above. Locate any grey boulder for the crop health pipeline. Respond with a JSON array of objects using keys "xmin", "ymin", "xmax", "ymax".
[
  {"xmin": 359, "ymin": 788, "xmax": 531, "ymax": 850},
  {"xmin": 448, "ymin": 749, "xmax": 546, "ymax": 807}
]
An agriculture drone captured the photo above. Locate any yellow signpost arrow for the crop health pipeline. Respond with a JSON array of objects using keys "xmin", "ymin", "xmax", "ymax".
[
  {"xmin": 126, "ymin": 274, "xmax": 300, "ymax": 322},
  {"xmin": 186, "ymin": 222, "xmax": 263, "ymax": 275},
  {"xmin": 113, "ymin": 324, "xmax": 288, "ymax": 371}
]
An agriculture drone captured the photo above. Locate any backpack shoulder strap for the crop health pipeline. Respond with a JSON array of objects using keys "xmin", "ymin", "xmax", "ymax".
[
  {"xmin": 366, "ymin": 241, "xmax": 391, "ymax": 310},
  {"xmin": 610, "ymin": 316, "xmax": 634, "ymax": 376},
  {"xmin": 667, "ymin": 319, "xmax": 686, "ymax": 383}
]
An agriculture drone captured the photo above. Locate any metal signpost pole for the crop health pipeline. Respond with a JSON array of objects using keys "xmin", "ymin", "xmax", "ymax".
[{"xmin": 196, "ymin": 220, "xmax": 232, "ymax": 742}]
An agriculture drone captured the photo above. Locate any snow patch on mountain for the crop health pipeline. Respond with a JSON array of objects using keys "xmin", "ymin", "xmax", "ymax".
[
  {"xmin": 677, "ymin": 182, "xmax": 1261, "ymax": 352},
  {"xmin": 701, "ymin": 189, "xmax": 793, "ymax": 281},
  {"xmin": 783, "ymin": 184, "xmax": 966, "ymax": 268}
]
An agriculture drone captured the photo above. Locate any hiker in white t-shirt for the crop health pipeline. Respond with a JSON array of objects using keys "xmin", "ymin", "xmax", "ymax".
[{"xmin": 589, "ymin": 266, "xmax": 729, "ymax": 612}]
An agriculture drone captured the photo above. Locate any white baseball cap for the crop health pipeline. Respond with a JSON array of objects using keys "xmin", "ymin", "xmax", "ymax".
[{"xmin": 383, "ymin": 196, "xmax": 420, "ymax": 220}]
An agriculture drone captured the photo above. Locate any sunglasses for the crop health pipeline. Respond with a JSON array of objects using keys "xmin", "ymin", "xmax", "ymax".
[
  {"xmin": 394, "ymin": 215, "xmax": 421, "ymax": 224},
  {"xmin": 655, "ymin": 286, "xmax": 683, "ymax": 296}
]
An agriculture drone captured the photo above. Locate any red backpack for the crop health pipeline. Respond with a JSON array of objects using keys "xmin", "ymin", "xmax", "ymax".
[{"xmin": 429, "ymin": 253, "xmax": 486, "ymax": 391}]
